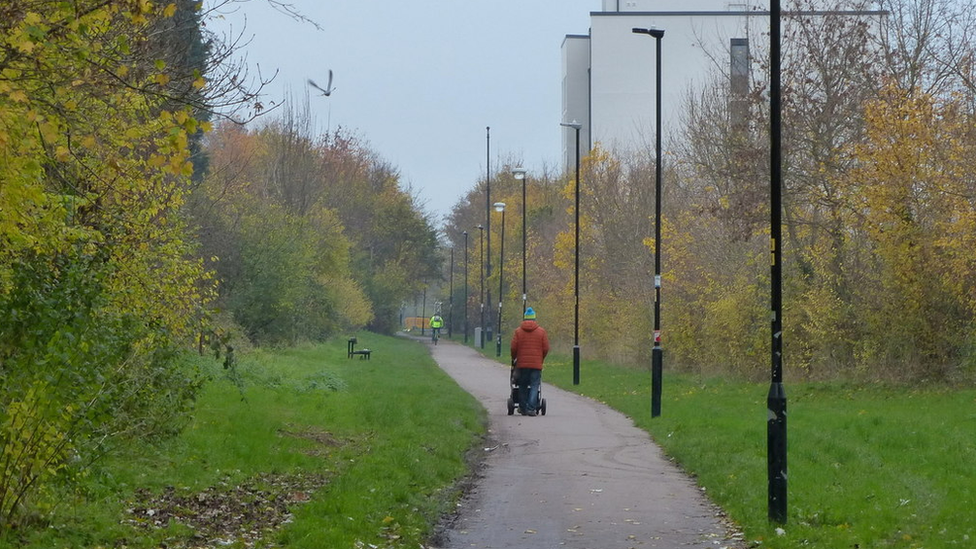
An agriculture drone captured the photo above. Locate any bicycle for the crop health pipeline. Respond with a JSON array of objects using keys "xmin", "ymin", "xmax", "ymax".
[{"xmin": 431, "ymin": 328, "xmax": 440, "ymax": 345}]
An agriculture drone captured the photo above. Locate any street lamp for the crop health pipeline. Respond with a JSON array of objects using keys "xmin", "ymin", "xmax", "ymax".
[
  {"xmin": 477, "ymin": 224, "xmax": 485, "ymax": 349},
  {"xmin": 767, "ymin": 0, "xmax": 788, "ymax": 525},
  {"xmin": 421, "ymin": 280, "xmax": 427, "ymax": 336},
  {"xmin": 512, "ymin": 167, "xmax": 528, "ymax": 314},
  {"xmin": 449, "ymin": 247, "xmax": 454, "ymax": 339},
  {"xmin": 632, "ymin": 26, "xmax": 665, "ymax": 417},
  {"xmin": 485, "ymin": 127, "xmax": 493, "ymax": 350},
  {"xmin": 494, "ymin": 202, "xmax": 506, "ymax": 357},
  {"xmin": 463, "ymin": 231, "xmax": 469, "ymax": 344},
  {"xmin": 560, "ymin": 120, "xmax": 582, "ymax": 386}
]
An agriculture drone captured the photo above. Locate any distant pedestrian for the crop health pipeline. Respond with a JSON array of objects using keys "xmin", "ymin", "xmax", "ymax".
[{"xmin": 510, "ymin": 307, "xmax": 549, "ymax": 416}]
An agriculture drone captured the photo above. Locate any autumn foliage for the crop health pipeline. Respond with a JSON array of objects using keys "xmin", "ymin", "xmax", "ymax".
[
  {"xmin": 191, "ymin": 112, "xmax": 440, "ymax": 344},
  {"xmin": 443, "ymin": 0, "xmax": 976, "ymax": 382},
  {"xmin": 0, "ymin": 0, "xmax": 214, "ymax": 526}
]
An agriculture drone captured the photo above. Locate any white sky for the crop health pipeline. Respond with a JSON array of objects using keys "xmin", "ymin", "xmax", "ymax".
[{"xmin": 205, "ymin": 0, "xmax": 600, "ymax": 223}]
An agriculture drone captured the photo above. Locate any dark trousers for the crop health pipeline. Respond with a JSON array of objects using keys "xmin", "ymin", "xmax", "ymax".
[{"xmin": 517, "ymin": 367, "xmax": 542, "ymax": 413}]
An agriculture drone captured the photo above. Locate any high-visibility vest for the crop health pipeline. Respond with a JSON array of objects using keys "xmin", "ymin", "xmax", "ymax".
[{"xmin": 430, "ymin": 316, "xmax": 443, "ymax": 328}]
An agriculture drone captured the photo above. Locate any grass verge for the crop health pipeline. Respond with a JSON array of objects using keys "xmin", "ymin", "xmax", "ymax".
[
  {"xmin": 0, "ymin": 333, "xmax": 485, "ymax": 549},
  {"xmin": 539, "ymin": 354, "xmax": 976, "ymax": 549}
]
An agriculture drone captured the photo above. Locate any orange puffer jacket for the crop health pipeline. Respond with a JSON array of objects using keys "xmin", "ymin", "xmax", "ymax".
[{"xmin": 510, "ymin": 320, "xmax": 550, "ymax": 370}]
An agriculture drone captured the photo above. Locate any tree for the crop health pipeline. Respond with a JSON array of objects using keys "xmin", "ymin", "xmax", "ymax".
[{"xmin": 1, "ymin": 0, "xmax": 215, "ymax": 525}]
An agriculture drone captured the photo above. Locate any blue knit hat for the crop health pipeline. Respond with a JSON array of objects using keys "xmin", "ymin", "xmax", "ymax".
[{"xmin": 523, "ymin": 307, "xmax": 536, "ymax": 320}]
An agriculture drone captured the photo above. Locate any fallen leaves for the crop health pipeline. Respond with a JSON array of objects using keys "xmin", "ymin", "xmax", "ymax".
[{"xmin": 124, "ymin": 472, "xmax": 330, "ymax": 547}]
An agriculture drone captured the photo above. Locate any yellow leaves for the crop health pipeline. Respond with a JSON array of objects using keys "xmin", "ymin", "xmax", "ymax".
[
  {"xmin": 8, "ymin": 90, "xmax": 29, "ymax": 103},
  {"xmin": 192, "ymin": 76, "xmax": 207, "ymax": 90},
  {"xmin": 163, "ymin": 3, "xmax": 178, "ymax": 17},
  {"xmin": 15, "ymin": 39, "xmax": 36, "ymax": 54},
  {"xmin": 148, "ymin": 154, "xmax": 167, "ymax": 168},
  {"xmin": 154, "ymin": 73, "xmax": 171, "ymax": 86},
  {"xmin": 37, "ymin": 121, "xmax": 60, "ymax": 144}
]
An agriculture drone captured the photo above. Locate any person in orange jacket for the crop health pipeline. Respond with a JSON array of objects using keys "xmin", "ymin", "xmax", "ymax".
[{"xmin": 510, "ymin": 307, "xmax": 549, "ymax": 416}]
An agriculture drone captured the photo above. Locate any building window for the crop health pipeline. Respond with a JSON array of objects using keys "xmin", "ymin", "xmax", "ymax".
[{"xmin": 730, "ymin": 38, "xmax": 750, "ymax": 127}]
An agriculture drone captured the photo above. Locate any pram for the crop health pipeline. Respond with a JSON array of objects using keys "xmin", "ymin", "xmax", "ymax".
[{"xmin": 506, "ymin": 364, "xmax": 547, "ymax": 416}]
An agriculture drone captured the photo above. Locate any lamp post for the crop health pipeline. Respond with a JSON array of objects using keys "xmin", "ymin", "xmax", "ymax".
[
  {"xmin": 463, "ymin": 231, "xmax": 469, "ymax": 344},
  {"xmin": 449, "ymin": 247, "xmax": 454, "ymax": 339},
  {"xmin": 632, "ymin": 26, "xmax": 665, "ymax": 417},
  {"xmin": 485, "ymin": 127, "xmax": 493, "ymax": 350},
  {"xmin": 560, "ymin": 121, "xmax": 582, "ymax": 386},
  {"xmin": 477, "ymin": 224, "xmax": 485, "ymax": 348},
  {"xmin": 494, "ymin": 202, "xmax": 506, "ymax": 357},
  {"xmin": 768, "ymin": 0, "xmax": 788, "ymax": 525},
  {"xmin": 513, "ymin": 167, "xmax": 528, "ymax": 314},
  {"xmin": 421, "ymin": 280, "xmax": 427, "ymax": 336}
]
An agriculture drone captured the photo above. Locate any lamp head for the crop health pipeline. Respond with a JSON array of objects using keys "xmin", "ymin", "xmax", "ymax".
[
  {"xmin": 632, "ymin": 27, "xmax": 665, "ymax": 39},
  {"xmin": 560, "ymin": 120, "xmax": 582, "ymax": 130},
  {"xmin": 476, "ymin": 224, "xmax": 484, "ymax": 230},
  {"xmin": 512, "ymin": 167, "xmax": 527, "ymax": 180},
  {"xmin": 493, "ymin": 202, "xmax": 506, "ymax": 212}
]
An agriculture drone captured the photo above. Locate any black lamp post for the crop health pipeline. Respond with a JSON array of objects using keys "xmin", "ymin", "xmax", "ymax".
[
  {"xmin": 463, "ymin": 231, "xmax": 469, "ymax": 344},
  {"xmin": 421, "ymin": 280, "xmax": 427, "ymax": 336},
  {"xmin": 513, "ymin": 167, "xmax": 528, "ymax": 314},
  {"xmin": 494, "ymin": 202, "xmax": 506, "ymax": 357},
  {"xmin": 477, "ymin": 224, "xmax": 485, "ymax": 348},
  {"xmin": 449, "ymin": 247, "xmax": 454, "ymax": 339},
  {"xmin": 485, "ymin": 127, "xmax": 493, "ymax": 350},
  {"xmin": 560, "ymin": 121, "xmax": 582, "ymax": 386},
  {"xmin": 632, "ymin": 26, "xmax": 665, "ymax": 417},
  {"xmin": 768, "ymin": 0, "xmax": 788, "ymax": 525}
]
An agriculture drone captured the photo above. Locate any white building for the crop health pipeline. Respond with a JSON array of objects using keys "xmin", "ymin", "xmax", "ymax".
[{"xmin": 561, "ymin": 1, "xmax": 885, "ymax": 170}]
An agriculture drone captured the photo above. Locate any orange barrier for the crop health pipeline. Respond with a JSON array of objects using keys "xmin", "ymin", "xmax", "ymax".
[{"xmin": 404, "ymin": 317, "xmax": 430, "ymax": 330}]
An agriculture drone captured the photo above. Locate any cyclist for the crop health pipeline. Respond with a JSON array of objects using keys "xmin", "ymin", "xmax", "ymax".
[{"xmin": 429, "ymin": 314, "xmax": 444, "ymax": 344}]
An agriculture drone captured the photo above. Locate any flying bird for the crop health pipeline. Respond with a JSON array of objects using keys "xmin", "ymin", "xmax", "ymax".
[{"xmin": 308, "ymin": 70, "xmax": 335, "ymax": 96}]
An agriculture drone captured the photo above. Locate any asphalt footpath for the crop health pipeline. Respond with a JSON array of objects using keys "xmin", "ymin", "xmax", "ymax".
[{"xmin": 423, "ymin": 338, "xmax": 744, "ymax": 549}]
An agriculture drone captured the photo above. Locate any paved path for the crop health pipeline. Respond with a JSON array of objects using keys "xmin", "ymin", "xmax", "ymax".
[{"xmin": 425, "ymin": 339, "xmax": 743, "ymax": 549}]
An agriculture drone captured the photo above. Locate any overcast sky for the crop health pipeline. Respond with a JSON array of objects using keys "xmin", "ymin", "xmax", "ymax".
[{"xmin": 206, "ymin": 0, "xmax": 600, "ymax": 224}]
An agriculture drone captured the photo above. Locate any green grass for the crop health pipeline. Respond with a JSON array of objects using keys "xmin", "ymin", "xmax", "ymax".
[
  {"xmin": 539, "ymin": 354, "xmax": 976, "ymax": 548},
  {"xmin": 0, "ymin": 333, "xmax": 485, "ymax": 548}
]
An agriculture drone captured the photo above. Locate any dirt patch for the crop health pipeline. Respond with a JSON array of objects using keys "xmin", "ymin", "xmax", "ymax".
[
  {"xmin": 125, "ymin": 472, "xmax": 329, "ymax": 548},
  {"xmin": 278, "ymin": 425, "xmax": 343, "ymax": 447}
]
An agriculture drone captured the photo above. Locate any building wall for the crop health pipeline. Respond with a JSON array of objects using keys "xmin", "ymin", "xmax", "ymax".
[
  {"xmin": 601, "ymin": 0, "xmax": 740, "ymax": 11},
  {"xmin": 561, "ymin": 35, "xmax": 592, "ymax": 171},
  {"xmin": 565, "ymin": 7, "xmax": 759, "ymax": 166},
  {"xmin": 561, "ymin": 2, "xmax": 886, "ymax": 171}
]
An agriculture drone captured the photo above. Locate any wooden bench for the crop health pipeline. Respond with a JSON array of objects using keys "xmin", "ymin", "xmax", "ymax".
[{"xmin": 350, "ymin": 349, "xmax": 371, "ymax": 360}]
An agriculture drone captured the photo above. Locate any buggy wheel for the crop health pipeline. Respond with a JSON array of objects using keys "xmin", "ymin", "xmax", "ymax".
[
  {"xmin": 540, "ymin": 398, "xmax": 547, "ymax": 416},
  {"xmin": 507, "ymin": 397, "xmax": 515, "ymax": 415}
]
